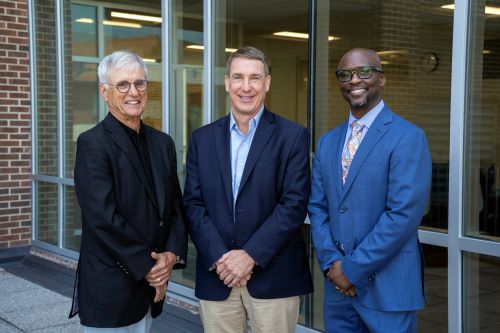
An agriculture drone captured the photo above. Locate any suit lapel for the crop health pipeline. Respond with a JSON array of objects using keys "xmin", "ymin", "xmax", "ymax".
[
  {"xmin": 238, "ymin": 110, "xmax": 275, "ymax": 196},
  {"xmin": 214, "ymin": 116, "xmax": 234, "ymax": 211},
  {"xmin": 341, "ymin": 107, "xmax": 392, "ymax": 199},
  {"xmin": 103, "ymin": 114, "xmax": 159, "ymax": 211},
  {"xmin": 145, "ymin": 126, "xmax": 164, "ymax": 216},
  {"xmin": 331, "ymin": 121, "xmax": 348, "ymax": 198}
]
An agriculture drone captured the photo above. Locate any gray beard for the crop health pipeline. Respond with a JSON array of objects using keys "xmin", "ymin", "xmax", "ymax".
[{"xmin": 350, "ymin": 98, "xmax": 368, "ymax": 109}]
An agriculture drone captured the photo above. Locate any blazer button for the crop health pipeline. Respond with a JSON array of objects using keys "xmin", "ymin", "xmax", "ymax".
[
  {"xmin": 159, "ymin": 220, "xmax": 164, "ymax": 227},
  {"xmin": 339, "ymin": 207, "xmax": 346, "ymax": 213}
]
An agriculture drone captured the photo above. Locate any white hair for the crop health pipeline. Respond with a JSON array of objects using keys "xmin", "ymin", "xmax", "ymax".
[{"xmin": 97, "ymin": 50, "xmax": 148, "ymax": 83}]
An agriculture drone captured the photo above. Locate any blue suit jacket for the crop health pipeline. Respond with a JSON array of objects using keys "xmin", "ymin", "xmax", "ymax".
[
  {"xmin": 308, "ymin": 106, "xmax": 431, "ymax": 311},
  {"xmin": 183, "ymin": 109, "xmax": 313, "ymax": 301}
]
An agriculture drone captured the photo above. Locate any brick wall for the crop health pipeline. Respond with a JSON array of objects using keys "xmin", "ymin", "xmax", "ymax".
[{"xmin": 0, "ymin": 0, "xmax": 32, "ymax": 249}]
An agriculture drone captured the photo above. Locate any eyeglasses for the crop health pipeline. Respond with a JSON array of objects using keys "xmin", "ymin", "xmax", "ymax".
[
  {"xmin": 335, "ymin": 66, "xmax": 383, "ymax": 82},
  {"xmin": 106, "ymin": 79, "xmax": 148, "ymax": 93}
]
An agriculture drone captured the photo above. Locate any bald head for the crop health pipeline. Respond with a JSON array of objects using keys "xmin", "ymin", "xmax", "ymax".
[{"xmin": 337, "ymin": 48, "xmax": 382, "ymax": 70}]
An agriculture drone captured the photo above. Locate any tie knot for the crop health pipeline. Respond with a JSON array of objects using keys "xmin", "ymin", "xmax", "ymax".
[{"xmin": 351, "ymin": 120, "xmax": 364, "ymax": 133}]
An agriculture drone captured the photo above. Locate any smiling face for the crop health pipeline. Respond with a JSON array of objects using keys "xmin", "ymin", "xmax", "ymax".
[
  {"xmin": 224, "ymin": 57, "xmax": 271, "ymax": 119},
  {"xmin": 337, "ymin": 48, "xmax": 385, "ymax": 118},
  {"xmin": 99, "ymin": 66, "xmax": 148, "ymax": 127}
]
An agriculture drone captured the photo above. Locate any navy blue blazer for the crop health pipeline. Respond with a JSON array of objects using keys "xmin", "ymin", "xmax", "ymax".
[
  {"xmin": 309, "ymin": 106, "xmax": 431, "ymax": 311},
  {"xmin": 183, "ymin": 109, "xmax": 313, "ymax": 301}
]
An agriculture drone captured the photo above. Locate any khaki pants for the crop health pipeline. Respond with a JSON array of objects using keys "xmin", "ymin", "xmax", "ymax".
[{"xmin": 199, "ymin": 286, "xmax": 300, "ymax": 333}]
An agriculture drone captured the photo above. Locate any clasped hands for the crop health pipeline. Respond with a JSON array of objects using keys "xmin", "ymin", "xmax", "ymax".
[
  {"xmin": 327, "ymin": 260, "xmax": 356, "ymax": 297},
  {"xmin": 144, "ymin": 251, "xmax": 176, "ymax": 303},
  {"xmin": 216, "ymin": 250, "xmax": 255, "ymax": 288}
]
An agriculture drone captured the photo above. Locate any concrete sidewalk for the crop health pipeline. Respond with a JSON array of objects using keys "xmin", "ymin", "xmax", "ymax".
[{"xmin": 0, "ymin": 267, "xmax": 82, "ymax": 332}]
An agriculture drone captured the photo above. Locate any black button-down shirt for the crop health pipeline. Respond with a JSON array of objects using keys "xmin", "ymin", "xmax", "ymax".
[{"xmin": 118, "ymin": 120, "xmax": 156, "ymax": 193}]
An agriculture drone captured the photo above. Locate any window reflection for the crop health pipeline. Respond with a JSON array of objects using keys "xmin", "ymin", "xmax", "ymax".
[
  {"xmin": 465, "ymin": 0, "xmax": 500, "ymax": 241},
  {"xmin": 72, "ymin": 4, "xmax": 97, "ymax": 57},
  {"xmin": 419, "ymin": 244, "xmax": 448, "ymax": 332},
  {"xmin": 168, "ymin": 0, "xmax": 204, "ymax": 289},
  {"xmin": 213, "ymin": 0, "xmax": 309, "ymax": 126},
  {"xmin": 463, "ymin": 253, "xmax": 500, "ymax": 332}
]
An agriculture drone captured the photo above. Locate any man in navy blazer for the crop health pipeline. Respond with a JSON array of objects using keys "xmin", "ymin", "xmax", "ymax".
[
  {"xmin": 308, "ymin": 48, "xmax": 432, "ymax": 332},
  {"xmin": 70, "ymin": 51, "xmax": 187, "ymax": 332},
  {"xmin": 183, "ymin": 46, "xmax": 313, "ymax": 333}
]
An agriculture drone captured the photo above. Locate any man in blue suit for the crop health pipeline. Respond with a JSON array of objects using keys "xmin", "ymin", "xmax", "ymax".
[
  {"xmin": 308, "ymin": 48, "xmax": 431, "ymax": 332},
  {"xmin": 183, "ymin": 46, "xmax": 313, "ymax": 333}
]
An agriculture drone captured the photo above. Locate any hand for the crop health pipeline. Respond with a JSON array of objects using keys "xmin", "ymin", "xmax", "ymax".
[
  {"xmin": 153, "ymin": 282, "xmax": 167, "ymax": 303},
  {"xmin": 145, "ymin": 251, "xmax": 176, "ymax": 287},
  {"xmin": 327, "ymin": 261, "xmax": 356, "ymax": 297},
  {"xmin": 216, "ymin": 250, "xmax": 255, "ymax": 288}
]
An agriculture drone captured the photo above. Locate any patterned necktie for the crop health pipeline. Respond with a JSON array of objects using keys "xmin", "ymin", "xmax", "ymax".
[{"xmin": 341, "ymin": 120, "xmax": 365, "ymax": 184}]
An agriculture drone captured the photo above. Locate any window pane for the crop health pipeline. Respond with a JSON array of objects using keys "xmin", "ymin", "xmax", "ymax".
[
  {"xmin": 35, "ymin": 0, "xmax": 58, "ymax": 176},
  {"xmin": 169, "ymin": 0, "xmax": 204, "ymax": 289},
  {"xmin": 102, "ymin": 4, "xmax": 163, "ymax": 130},
  {"xmin": 463, "ymin": 252, "xmax": 500, "ymax": 332},
  {"xmin": 103, "ymin": 7, "xmax": 161, "ymax": 61},
  {"xmin": 418, "ymin": 244, "xmax": 448, "ymax": 332},
  {"xmin": 464, "ymin": 0, "xmax": 500, "ymax": 241},
  {"xmin": 36, "ymin": 181, "xmax": 58, "ymax": 246},
  {"xmin": 213, "ymin": 0, "xmax": 309, "ymax": 126},
  {"xmin": 66, "ymin": 62, "xmax": 99, "ymax": 177},
  {"xmin": 64, "ymin": 185, "xmax": 81, "ymax": 251},
  {"xmin": 314, "ymin": 1, "xmax": 453, "ymax": 232},
  {"xmin": 72, "ymin": 4, "xmax": 97, "ymax": 57}
]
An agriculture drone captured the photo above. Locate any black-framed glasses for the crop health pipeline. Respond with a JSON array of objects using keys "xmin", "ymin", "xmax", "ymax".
[
  {"xmin": 335, "ymin": 66, "xmax": 383, "ymax": 82},
  {"xmin": 106, "ymin": 79, "xmax": 148, "ymax": 93}
]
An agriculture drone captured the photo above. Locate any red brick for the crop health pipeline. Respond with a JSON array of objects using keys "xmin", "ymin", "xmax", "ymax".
[
  {"xmin": 0, "ymin": 234, "xmax": 19, "ymax": 241},
  {"xmin": 6, "ymin": 37, "xmax": 28, "ymax": 44},
  {"xmin": 19, "ymin": 233, "xmax": 31, "ymax": 240},
  {"xmin": 6, "ymin": 9, "xmax": 25, "ymax": 17},
  {"xmin": 10, "ymin": 227, "xmax": 30, "ymax": 234},
  {"xmin": 0, "ymin": 1, "xmax": 16, "ymax": 9},
  {"xmin": 9, "ymin": 93, "xmax": 29, "ymax": 99},
  {"xmin": 16, "ymin": 3, "xmax": 28, "ymax": 11},
  {"xmin": 10, "ymin": 214, "xmax": 30, "ymax": 221},
  {"xmin": 0, "ymin": 15, "xmax": 16, "ymax": 23},
  {"xmin": 9, "ymin": 240, "xmax": 30, "ymax": 247},
  {"xmin": 0, "ymin": 29, "xmax": 16, "ymax": 37}
]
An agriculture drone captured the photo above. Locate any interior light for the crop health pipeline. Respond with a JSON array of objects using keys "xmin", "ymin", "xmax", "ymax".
[
  {"xmin": 142, "ymin": 58, "xmax": 157, "ymax": 63},
  {"xmin": 441, "ymin": 4, "xmax": 500, "ymax": 16},
  {"xmin": 111, "ymin": 11, "xmax": 162, "ymax": 23},
  {"xmin": 103, "ymin": 20, "xmax": 142, "ymax": 28},
  {"xmin": 186, "ymin": 45, "xmax": 237, "ymax": 53},
  {"xmin": 273, "ymin": 31, "xmax": 339, "ymax": 41},
  {"xmin": 75, "ymin": 18, "xmax": 94, "ymax": 24},
  {"xmin": 483, "ymin": 50, "xmax": 492, "ymax": 55},
  {"xmin": 377, "ymin": 50, "xmax": 409, "ymax": 56}
]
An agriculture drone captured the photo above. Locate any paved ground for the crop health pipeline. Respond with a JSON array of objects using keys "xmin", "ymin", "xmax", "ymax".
[
  {"xmin": 0, "ymin": 267, "xmax": 82, "ymax": 332},
  {"xmin": 0, "ymin": 247, "xmax": 203, "ymax": 333}
]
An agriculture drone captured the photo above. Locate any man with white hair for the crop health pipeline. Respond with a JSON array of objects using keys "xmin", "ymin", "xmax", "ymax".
[{"xmin": 69, "ymin": 50, "xmax": 187, "ymax": 332}]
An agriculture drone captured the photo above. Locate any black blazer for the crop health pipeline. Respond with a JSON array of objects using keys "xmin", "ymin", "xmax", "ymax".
[
  {"xmin": 70, "ymin": 113, "xmax": 187, "ymax": 328},
  {"xmin": 183, "ymin": 109, "xmax": 313, "ymax": 301}
]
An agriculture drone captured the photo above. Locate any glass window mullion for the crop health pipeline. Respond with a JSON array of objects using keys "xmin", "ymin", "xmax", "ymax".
[
  {"xmin": 203, "ymin": 0, "xmax": 213, "ymax": 125},
  {"xmin": 56, "ymin": 0, "xmax": 65, "ymax": 249},
  {"xmin": 448, "ymin": 0, "xmax": 471, "ymax": 332}
]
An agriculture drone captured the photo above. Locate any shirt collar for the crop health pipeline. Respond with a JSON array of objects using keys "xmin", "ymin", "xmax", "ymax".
[
  {"xmin": 117, "ymin": 117, "xmax": 145, "ymax": 138},
  {"xmin": 348, "ymin": 100, "xmax": 385, "ymax": 129},
  {"xmin": 229, "ymin": 106, "xmax": 265, "ymax": 133}
]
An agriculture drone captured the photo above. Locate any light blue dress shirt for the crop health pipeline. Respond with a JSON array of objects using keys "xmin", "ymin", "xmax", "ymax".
[
  {"xmin": 342, "ymin": 100, "xmax": 385, "ymax": 151},
  {"xmin": 230, "ymin": 107, "xmax": 264, "ymax": 207}
]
